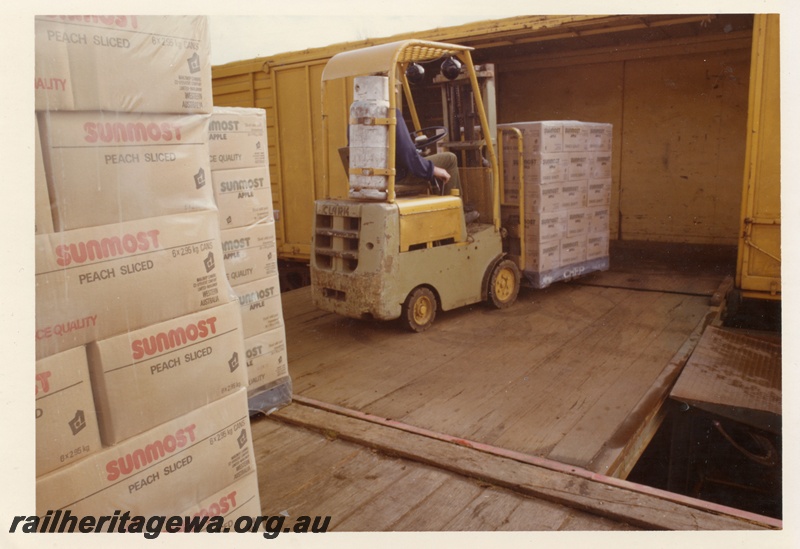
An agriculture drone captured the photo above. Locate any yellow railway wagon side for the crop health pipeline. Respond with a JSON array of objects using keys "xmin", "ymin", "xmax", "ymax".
[
  {"xmin": 736, "ymin": 13, "xmax": 780, "ymax": 301},
  {"xmin": 212, "ymin": 15, "xmax": 776, "ymax": 298}
]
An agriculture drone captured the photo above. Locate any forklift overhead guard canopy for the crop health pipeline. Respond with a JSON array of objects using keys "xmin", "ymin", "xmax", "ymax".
[{"xmin": 321, "ymin": 40, "xmax": 474, "ymax": 81}]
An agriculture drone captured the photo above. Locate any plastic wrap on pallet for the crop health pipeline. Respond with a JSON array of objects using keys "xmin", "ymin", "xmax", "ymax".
[
  {"xmin": 37, "ymin": 110, "xmax": 215, "ymax": 231},
  {"xmin": 208, "ymin": 107, "xmax": 268, "ymax": 170},
  {"xmin": 35, "ymin": 16, "xmax": 212, "ymax": 113},
  {"xmin": 221, "ymin": 221, "xmax": 279, "ymax": 288},
  {"xmin": 174, "ymin": 471, "xmax": 264, "ymax": 532},
  {"xmin": 523, "ymin": 256, "xmax": 610, "ymax": 289},
  {"xmin": 208, "ymin": 106, "xmax": 294, "ymax": 414},
  {"xmin": 36, "ymin": 346, "xmax": 103, "ymax": 477},
  {"xmin": 87, "ymin": 301, "xmax": 248, "ymax": 446},
  {"xmin": 500, "ymin": 120, "xmax": 613, "ymax": 289},
  {"xmin": 34, "ymin": 210, "xmax": 234, "ymax": 359},
  {"xmin": 248, "ymin": 376, "xmax": 293, "ymax": 416},
  {"xmin": 35, "ymin": 117, "xmax": 55, "ymax": 234},
  {"xmin": 36, "ymin": 389, "xmax": 256, "ymax": 517},
  {"xmin": 212, "ymin": 166, "xmax": 274, "ymax": 229},
  {"xmin": 34, "ymin": 15, "xmax": 262, "ymax": 523}
]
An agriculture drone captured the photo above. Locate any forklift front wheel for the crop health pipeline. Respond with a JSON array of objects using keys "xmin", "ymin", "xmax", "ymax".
[
  {"xmin": 488, "ymin": 259, "xmax": 521, "ymax": 309},
  {"xmin": 401, "ymin": 286, "xmax": 437, "ymax": 333}
]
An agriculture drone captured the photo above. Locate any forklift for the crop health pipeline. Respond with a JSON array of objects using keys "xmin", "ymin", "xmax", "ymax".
[{"xmin": 310, "ymin": 40, "xmax": 524, "ymax": 332}]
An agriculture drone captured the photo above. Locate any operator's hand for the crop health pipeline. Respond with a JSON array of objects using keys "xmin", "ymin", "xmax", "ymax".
[{"xmin": 433, "ymin": 166, "xmax": 450, "ymax": 183}]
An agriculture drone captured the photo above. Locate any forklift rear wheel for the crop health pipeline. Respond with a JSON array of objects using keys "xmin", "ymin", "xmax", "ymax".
[
  {"xmin": 488, "ymin": 259, "xmax": 520, "ymax": 309},
  {"xmin": 401, "ymin": 286, "xmax": 437, "ymax": 333}
]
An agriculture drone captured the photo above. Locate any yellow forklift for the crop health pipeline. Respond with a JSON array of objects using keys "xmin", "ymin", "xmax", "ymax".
[{"xmin": 310, "ymin": 40, "xmax": 523, "ymax": 332}]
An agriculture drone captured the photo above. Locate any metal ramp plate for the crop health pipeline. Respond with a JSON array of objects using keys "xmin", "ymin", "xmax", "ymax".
[{"xmin": 670, "ymin": 326, "xmax": 781, "ymax": 434}]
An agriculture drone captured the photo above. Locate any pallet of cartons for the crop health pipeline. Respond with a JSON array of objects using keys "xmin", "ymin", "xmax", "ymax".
[
  {"xmin": 499, "ymin": 120, "xmax": 612, "ymax": 289},
  {"xmin": 209, "ymin": 106, "xmax": 293, "ymax": 414}
]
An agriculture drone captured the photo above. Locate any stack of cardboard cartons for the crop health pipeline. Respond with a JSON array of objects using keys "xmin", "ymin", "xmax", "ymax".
[
  {"xmin": 499, "ymin": 120, "xmax": 612, "ymax": 288},
  {"xmin": 209, "ymin": 107, "xmax": 292, "ymax": 413},
  {"xmin": 34, "ymin": 16, "xmax": 261, "ymax": 527}
]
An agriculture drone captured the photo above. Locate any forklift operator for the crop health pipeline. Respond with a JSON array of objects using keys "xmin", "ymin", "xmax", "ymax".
[{"xmin": 394, "ymin": 109, "xmax": 461, "ymax": 196}]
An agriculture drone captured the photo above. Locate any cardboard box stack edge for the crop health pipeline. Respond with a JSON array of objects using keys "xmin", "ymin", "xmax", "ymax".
[
  {"xmin": 34, "ymin": 15, "xmax": 262, "ymax": 521},
  {"xmin": 209, "ymin": 106, "xmax": 292, "ymax": 403}
]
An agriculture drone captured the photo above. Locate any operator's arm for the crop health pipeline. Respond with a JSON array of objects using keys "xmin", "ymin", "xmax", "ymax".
[
  {"xmin": 394, "ymin": 110, "xmax": 434, "ymax": 182},
  {"xmin": 432, "ymin": 165, "xmax": 451, "ymax": 183}
]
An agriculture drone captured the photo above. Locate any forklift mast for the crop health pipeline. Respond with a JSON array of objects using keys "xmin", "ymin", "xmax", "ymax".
[{"xmin": 321, "ymin": 40, "xmax": 499, "ymax": 214}]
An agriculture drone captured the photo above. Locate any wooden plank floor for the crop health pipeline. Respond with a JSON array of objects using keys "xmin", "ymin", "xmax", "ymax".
[
  {"xmin": 256, "ymin": 400, "xmax": 776, "ymax": 531},
  {"xmin": 252, "ymin": 412, "xmax": 641, "ymax": 531},
  {"xmin": 281, "ymin": 281, "xmax": 712, "ymax": 474},
  {"xmin": 251, "ymin": 241, "xmax": 754, "ymax": 530}
]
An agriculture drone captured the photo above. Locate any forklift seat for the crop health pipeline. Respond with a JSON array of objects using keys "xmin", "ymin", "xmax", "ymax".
[{"xmin": 341, "ymin": 146, "xmax": 436, "ymax": 198}]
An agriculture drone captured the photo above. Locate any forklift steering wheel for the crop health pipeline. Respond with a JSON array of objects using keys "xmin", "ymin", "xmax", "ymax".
[{"xmin": 410, "ymin": 126, "xmax": 448, "ymax": 151}]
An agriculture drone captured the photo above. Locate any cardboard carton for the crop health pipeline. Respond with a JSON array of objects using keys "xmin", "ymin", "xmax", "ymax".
[
  {"xmin": 560, "ymin": 237, "xmax": 588, "ymax": 266},
  {"xmin": 37, "ymin": 111, "xmax": 214, "ymax": 230},
  {"xmin": 506, "ymin": 152, "xmax": 569, "ymax": 185},
  {"xmin": 36, "ymin": 346, "xmax": 102, "ymax": 476},
  {"xmin": 36, "ymin": 389, "xmax": 256, "ymax": 517},
  {"xmin": 35, "ymin": 117, "xmax": 55, "ymax": 234},
  {"xmin": 567, "ymin": 208, "xmax": 590, "ymax": 238},
  {"xmin": 563, "ymin": 122, "xmax": 590, "ymax": 152},
  {"xmin": 587, "ymin": 206, "xmax": 611, "ymax": 234},
  {"xmin": 208, "ymin": 107, "xmax": 268, "ymax": 171},
  {"xmin": 175, "ymin": 472, "xmax": 263, "ymax": 532},
  {"xmin": 560, "ymin": 181, "xmax": 588, "ymax": 210},
  {"xmin": 35, "ymin": 16, "xmax": 212, "ymax": 113},
  {"xmin": 245, "ymin": 326, "xmax": 289, "ymax": 392},
  {"xmin": 35, "ymin": 210, "xmax": 229, "ymax": 359},
  {"xmin": 524, "ymin": 211, "xmax": 567, "ymax": 243},
  {"xmin": 221, "ymin": 222, "xmax": 278, "ymax": 288},
  {"xmin": 526, "ymin": 241, "xmax": 560, "ymax": 273},
  {"xmin": 587, "ymin": 233, "xmax": 610, "ymax": 260},
  {"xmin": 567, "ymin": 153, "xmax": 591, "ymax": 181},
  {"xmin": 504, "ymin": 183, "xmax": 562, "ymax": 212},
  {"xmin": 211, "ymin": 166, "xmax": 274, "ymax": 229},
  {"xmin": 87, "ymin": 301, "xmax": 248, "ymax": 445},
  {"xmin": 235, "ymin": 275, "xmax": 284, "ymax": 339},
  {"xmin": 591, "ymin": 152, "xmax": 613, "ymax": 179},
  {"xmin": 588, "ymin": 123, "xmax": 613, "ymax": 152},
  {"xmin": 587, "ymin": 179, "xmax": 612, "ymax": 207},
  {"xmin": 500, "ymin": 121, "xmax": 565, "ymax": 153}
]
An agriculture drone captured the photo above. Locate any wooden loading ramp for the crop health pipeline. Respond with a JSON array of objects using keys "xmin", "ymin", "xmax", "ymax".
[
  {"xmin": 252, "ymin": 242, "xmax": 781, "ymax": 530},
  {"xmin": 251, "ymin": 410, "xmax": 643, "ymax": 531},
  {"xmin": 255, "ymin": 397, "xmax": 777, "ymax": 530}
]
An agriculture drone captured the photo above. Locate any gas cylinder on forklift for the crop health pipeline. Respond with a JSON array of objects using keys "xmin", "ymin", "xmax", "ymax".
[{"xmin": 310, "ymin": 40, "xmax": 526, "ymax": 332}]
